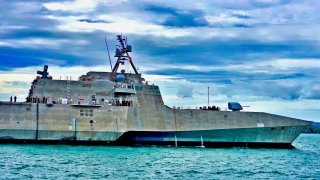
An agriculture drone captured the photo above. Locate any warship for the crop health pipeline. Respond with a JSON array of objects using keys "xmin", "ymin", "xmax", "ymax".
[{"xmin": 0, "ymin": 35, "xmax": 311, "ymax": 148}]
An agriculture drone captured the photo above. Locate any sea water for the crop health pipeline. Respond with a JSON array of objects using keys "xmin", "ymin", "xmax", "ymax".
[{"xmin": 0, "ymin": 134, "xmax": 319, "ymax": 179}]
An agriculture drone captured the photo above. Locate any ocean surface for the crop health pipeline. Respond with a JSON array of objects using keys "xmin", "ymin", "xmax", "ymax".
[{"xmin": 1, "ymin": 134, "xmax": 319, "ymax": 179}]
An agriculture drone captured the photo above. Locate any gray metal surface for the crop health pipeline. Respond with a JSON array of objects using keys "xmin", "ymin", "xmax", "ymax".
[{"xmin": 0, "ymin": 73, "xmax": 311, "ymax": 147}]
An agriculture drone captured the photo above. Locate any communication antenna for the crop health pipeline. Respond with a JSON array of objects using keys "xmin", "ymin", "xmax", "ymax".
[
  {"xmin": 207, "ymin": 86, "xmax": 209, "ymax": 107},
  {"xmin": 105, "ymin": 35, "xmax": 113, "ymax": 71},
  {"xmin": 112, "ymin": 34, "xmax": 139, "ymax": 74}
]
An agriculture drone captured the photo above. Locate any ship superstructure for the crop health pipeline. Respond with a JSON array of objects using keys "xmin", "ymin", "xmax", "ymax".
[{"xmin": 0, "ymin": 35, "xmax": 311, "ymax": 148}]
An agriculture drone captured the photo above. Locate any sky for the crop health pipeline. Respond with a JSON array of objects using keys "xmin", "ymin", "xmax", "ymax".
[{"xmin": 0, "ymin": 0, "xmax": 319, "ymax": 121}]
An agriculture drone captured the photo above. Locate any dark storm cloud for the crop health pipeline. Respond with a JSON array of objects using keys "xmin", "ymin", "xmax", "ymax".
[
  {"xmin": 0, "ymin": 47, "xmax": 81, "ymax": 70},
  {"xmin": 145, "ymin": 5, "xmax": 209, "ymax": 27},
  {"xmin": 231, "ymin": 24, "xmax": 252, "ymax": 28},
  {"xmin": 2, "ymin": 29, "xmax": 63, "ymax": 39},
  {"xmin": 231, "ymin": 14, "xmax": 252, "ymax": 19},
  {"xmin": 219, "ymin": 79, "xmax": 320, "ymax": 101},
  {"xmin": 78, "ymin": 19, "xmax": 109, "ymax": 23},
  {"xmin": 250, "ymin": 0, "xmax": 292, "ymax": 8},
  {"xmin": 132, "ymin": 37, "xmax": 320, "ymax": 66},
  {"xmin": 0, "ymin": 29, "xmax": 118, "ymax": 70},
  {"xmin": 145, "ymin": 68, "xmax": 308, "ymax": 83},
  {"xmin": 145, "ymin": 67, "xmax": 320, "ymax": 100}
]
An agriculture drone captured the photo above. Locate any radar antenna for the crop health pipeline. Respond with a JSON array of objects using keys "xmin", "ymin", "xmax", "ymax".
[
  {"xmin": 112, "ymin": 34, "xmax": 139, "ymax": 74},
  {"xmin": 37, "ymin": 65, "xmax": 52, "ymax": 80},
  {"xmin": 104, "ymin": 35, "xmax": 113, "ymax": 71}
]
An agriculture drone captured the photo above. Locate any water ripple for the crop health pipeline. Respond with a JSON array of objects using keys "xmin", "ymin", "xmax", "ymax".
[{"xmin": 0, "ymin": 134, "xmax": 319, "ymax": 179}]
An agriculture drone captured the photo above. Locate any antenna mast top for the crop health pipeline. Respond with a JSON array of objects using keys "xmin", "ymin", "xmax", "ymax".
[{"xmin": 112, "ymin": 34, "xmax": 139, "ymax": 74}]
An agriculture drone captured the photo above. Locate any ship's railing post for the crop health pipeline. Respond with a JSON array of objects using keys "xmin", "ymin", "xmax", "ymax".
[{"xmin": 174, "ymin": 135, "xmax": 178, "ymax": 147}]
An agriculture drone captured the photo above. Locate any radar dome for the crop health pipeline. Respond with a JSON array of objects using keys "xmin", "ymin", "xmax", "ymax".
[
  {"xmin": 115, "ymin": 74, "xmax": 125, "ymax": 83},
  {"xmin": 228, "ymin": 102, "xmax": 243, "ymax": 111}
]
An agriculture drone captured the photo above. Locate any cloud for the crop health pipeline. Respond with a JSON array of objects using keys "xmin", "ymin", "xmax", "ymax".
[
  {"xmin": 162, "ymin": 12, "xmax": 208, "ymax": 27},
  {"xmin": 1, "ymin": 0, "xmax": 320, "ymax": 121},
  {"xmin": 223, "ymin": 80, "xmax": 304, "ymax": 100},
  {"xmin": 131, "ymin": 37, "xmax": 320, "ymax": 70},
  {"xmin": 45, "ymin": 14, "xmax": 192, "ymax": 37},
  {"xmin": 0, "ymin": 38, "xmax": 88, "ymax": 50},
  {"xmin": 303, "ymin": 84, "xmax": 320, "ymax": 99},
  {"xmin": 145, "ymin": 5, "xmax": 209, "ymax": 27},
  {"xmin": 177, "ymin": 85, "xmax": 194, "ymax": 98},
  {"xmin": 231, "ymin": 13, "xmax": 252, "ymax": 19},
  {"xmin": 143, "ymin": 58, "xmax": 320, "ymax": 100},
  {"xmin": 43, "ymin": 0, "xmax": 104, "ymax": 13},
  {"xmin": 78, "ymin": 19, "xmax": 109, "ymax": 23},
  {"xmin": 0, "ymin": 81, "xmax": 31, "ymax": 102}
]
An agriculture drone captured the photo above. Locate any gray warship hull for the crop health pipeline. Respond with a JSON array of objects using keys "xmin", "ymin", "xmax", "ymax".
[
  {"xmin": 0, "ymin": 35, "xmax": 311, "ymax": 148},
  {"xmin": 0, "ymin": 96, "xmax": 310, "ymax": 148}
]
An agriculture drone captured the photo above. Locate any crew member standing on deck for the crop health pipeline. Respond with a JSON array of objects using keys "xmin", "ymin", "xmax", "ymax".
[
  {"xmin": 10, "ymin": 96, "xmax": 12, "ymax": 103},
  {"xmin": 14, "ymin": 96, "xmax": 17, "ymax": 103}
]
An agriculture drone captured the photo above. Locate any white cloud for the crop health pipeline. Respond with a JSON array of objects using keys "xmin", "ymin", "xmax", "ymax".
[
  {"xmin": 45, "ymin": 14, "xmax": 191, "ymax": 38},
  {"xmin": 0, "ymin": 38, "xmax": 88, "ymax": 50},
  {"xmin": 224, "ymin": 58, "xmax": 320, "ymax": 74},
  {"xmin": 0, "ymin": 74, "xmax": 35, "ymax": 82},
  {"xmin": 43, "ymin": 0, "xmax": 128, "ymax": 13},
  {"xmin": 265, "ymin": 59, "xmax": 320, "ymax": 70},
  {"xmin": 39, "ymin": 0, "xmax": 320, "ymax": 42},
  {"xmin": 141, "ymin": 58, "xmax": 320, "ymax": 75},
  {"xmin": 0, "ymin": 25, "xmax": 28, "ymax": 32},
  {"xmin": 45, "ymin": 10, "xmax": 320, "ymax": 42},
  {"xmin": 205, "ymin": 13, "xmax": 247, "ymax": 26},
  {"xmin": 44, "ymin": 0, "xmax": 98, "ymax": 12}
]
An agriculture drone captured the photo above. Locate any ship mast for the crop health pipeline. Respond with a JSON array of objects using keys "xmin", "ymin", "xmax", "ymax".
[{"xmin": 112, "ymin": 34, "xmax": 139, "ymax": 74}]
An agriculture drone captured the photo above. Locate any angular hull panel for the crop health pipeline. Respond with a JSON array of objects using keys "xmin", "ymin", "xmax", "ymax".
[
  {"xmin": 115, "ymin": 124, "xmax": 307, "ymax": 148},
  {"xmin": 0, "ymin": 125, "xmax": 305, "ymax": 149},
  {"xmin": 0, "ymin": 102, "xmax": 311, "ymax": 149}
]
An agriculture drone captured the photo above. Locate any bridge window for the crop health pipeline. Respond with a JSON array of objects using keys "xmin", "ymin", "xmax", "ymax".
[
  {"xmin": 80, "ymin": 109, "xmax": 84, "ymax": 116},
  {"xmin": 135, "ymin": 86, "xmax": 144, "ymax": 91},
  {"xmin": 128, "ymin": 85, "xmax": 134, "ymax": 89},
  {"xmin": 80, "ymin": 109, "xmax": 94, "ymax": 117}
]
